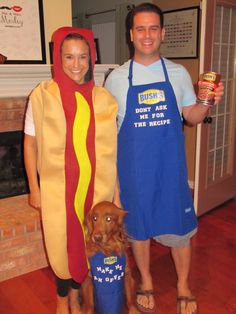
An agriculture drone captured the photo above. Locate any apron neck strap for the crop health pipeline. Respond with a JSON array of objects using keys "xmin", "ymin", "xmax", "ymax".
[
  {"xmin": 128, "ymin": 57, "xmax": 170, "ymax": 87},
  {"xmin": 160, "ymin": 57, "xmax": 170, "ymax": 83},
  {"xmin": 128, "ymin": 59, "xmax": 134, "ymax": 87}
]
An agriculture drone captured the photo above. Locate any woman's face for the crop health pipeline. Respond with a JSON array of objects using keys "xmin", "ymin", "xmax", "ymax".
[{"xmin": 61, "ymin": 38, "xmax": 90, "ymax": 84}]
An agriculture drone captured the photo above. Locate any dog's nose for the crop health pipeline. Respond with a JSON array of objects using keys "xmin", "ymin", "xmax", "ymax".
[{"xmin": 93, "ymin": 233, "xmax": 103, "ymax": 243}]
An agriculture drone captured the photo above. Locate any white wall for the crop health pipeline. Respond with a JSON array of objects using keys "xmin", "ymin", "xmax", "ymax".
[
  {"xmin": 74, "ymin": 0, "xmax": 143, "ymax": 25},
  {"xmin": 77, "ymin": 0, "xmax": 140, "ymax": 14},
  {"xmin": 42, "ymin": 0, "xmax": 72, "ymax": 63}
]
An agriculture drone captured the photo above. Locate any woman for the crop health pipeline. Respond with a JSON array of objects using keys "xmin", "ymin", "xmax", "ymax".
[{"xmin": 24, "ymin": 27, "xmax": 117, "ymax": 314}]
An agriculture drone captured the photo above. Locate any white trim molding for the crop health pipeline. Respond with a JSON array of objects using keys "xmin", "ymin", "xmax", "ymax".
[
  {"xmin": 0, "ymin": 64, "xmax": 118, "ymax": 98},
  {"xmin": 0, "ymin": 65, "xmax": 52, "ymax": 98}
]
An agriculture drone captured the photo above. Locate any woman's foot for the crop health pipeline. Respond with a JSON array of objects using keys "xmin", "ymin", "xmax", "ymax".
[{"xmin": 56, "ymin": 295, "xmax": 70, "ymax": 314}]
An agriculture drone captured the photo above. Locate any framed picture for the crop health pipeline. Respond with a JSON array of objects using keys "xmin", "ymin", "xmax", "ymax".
[
  {"xmin": 49, "ymin": 41, "xmax": 53, "ymax": 64},
  {"xmin": 0, "ymin": 0, "xmax": 46, "ymax": 64},
  {"xmin": 160, "ymin": 7, "xmax": 199, "ymax": 59},
  {"xmin": 94, "ymin": 38, "xmax": 101, "ymax": 64}
]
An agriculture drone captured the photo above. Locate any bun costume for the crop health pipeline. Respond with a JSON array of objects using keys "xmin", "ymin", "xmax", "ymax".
[{"xmin": 29, "ymin": 27, "xmax": 117, "ymax": 283}]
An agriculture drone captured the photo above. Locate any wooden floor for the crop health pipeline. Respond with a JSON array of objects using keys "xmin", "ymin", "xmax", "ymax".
[{"xmin": 0, "ymin": 199, "xmax": 236, "ymax": 314}]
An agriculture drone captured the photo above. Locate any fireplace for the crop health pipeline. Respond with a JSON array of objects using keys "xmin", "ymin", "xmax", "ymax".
[{"xmin": 0, "ymin": 131, "xmax": 29, "ymax": 199}]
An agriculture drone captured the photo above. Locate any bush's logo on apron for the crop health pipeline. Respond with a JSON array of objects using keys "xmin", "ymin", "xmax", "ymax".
[{"xmin": 138, "ymin": 89, "xmax": 165, "ymax": 105}]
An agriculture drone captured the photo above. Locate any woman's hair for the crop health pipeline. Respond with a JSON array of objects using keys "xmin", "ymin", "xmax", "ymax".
[
  {"xmin": 129, "ymin": 2, "xmax": 164, "ymax": 29},
  {"xmin": 61, "ymin": 33, "xmax": 92, "ymax": 82}
]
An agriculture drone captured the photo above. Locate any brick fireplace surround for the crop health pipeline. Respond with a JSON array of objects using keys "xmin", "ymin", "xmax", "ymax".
[
  {"xmin": 0, "ymin": 65, "xmax": 52, "ymax": 282},
  {"xmin": 0, "ymin": 64, "xmax": 116, "ymax": 282}
]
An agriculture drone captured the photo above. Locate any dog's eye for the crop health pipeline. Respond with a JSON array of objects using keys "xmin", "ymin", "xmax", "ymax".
[
  {"xmin": 93, "ymin": 215, "xmax": 97, "ymax": 221},
  {"xmin": 106, "ymin": 216, "xmax": 112, "ymax": 222}
]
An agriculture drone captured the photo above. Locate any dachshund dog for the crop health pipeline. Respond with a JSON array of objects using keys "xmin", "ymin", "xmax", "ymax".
[{"xmin": 82, "ymin": 201, "xmax": 140, "ymax": 314}]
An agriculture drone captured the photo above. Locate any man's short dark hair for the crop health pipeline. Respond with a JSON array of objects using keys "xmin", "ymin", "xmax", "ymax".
[{"xmin": 130, "ymin": 2, "xmax": 164, "ymax": 29}]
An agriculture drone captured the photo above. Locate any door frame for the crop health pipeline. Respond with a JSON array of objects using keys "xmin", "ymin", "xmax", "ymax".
[{"xmin": 194, "ymin": 0, "xmax": 236, "ymax": 215}]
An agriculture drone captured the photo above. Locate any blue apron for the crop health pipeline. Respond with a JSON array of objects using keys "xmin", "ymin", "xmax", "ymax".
[
  {"xmin": 89, "ymin": 253, "xmax": 126, "ymax": 314},
  {"xmin": 118, "ymin": 58, "xmax": 197, "ymax": 240}
]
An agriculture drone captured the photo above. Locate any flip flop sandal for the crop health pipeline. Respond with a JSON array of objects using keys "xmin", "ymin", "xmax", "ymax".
[
  {"xmin": 136, "ymin": 289, "xmax": 157, "ymax": 313},
  {"xmin": 177, "ymin": 296, "xmax": 197, "ymax": 314}
]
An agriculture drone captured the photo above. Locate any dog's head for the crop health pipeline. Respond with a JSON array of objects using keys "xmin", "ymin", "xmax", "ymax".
[{"xmin": 85, "ymin": 201, "xmax": 127, "ymax": 256}]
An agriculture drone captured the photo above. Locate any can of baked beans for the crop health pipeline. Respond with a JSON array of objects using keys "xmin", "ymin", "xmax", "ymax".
[{"xmin": 197, "ymin": 72, "xmax": 221, "ymax": 106}]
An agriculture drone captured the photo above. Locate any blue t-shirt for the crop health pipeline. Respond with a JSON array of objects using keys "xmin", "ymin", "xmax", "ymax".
[{"xmin": 105, "ymin": 58, "xmax": 196, "ymax": 130}]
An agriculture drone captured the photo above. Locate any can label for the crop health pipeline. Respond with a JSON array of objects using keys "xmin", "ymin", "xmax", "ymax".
[
  {"xmin": 197, "ymin": 72, "xmax": 221, "ymax": 106},
  {"xmin": 202, "ymin": 72, "xmax": 217, "ymax": 82}
]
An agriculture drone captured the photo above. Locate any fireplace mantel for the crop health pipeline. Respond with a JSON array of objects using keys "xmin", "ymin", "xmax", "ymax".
[
  {"xmin": 0, "ymin": 64, "xmax": 118, "ymax": 98},
  {"xmin": 0, "ymin": 65, "xmax": 51, "ymax": 98}
]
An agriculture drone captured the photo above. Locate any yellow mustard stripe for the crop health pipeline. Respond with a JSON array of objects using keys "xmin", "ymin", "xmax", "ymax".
[{"xmin": 73, "ymin": 92, "xmax": 92, "ymax": 228}]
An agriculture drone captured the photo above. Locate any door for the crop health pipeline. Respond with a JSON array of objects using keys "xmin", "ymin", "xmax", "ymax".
[
  {"xmin": 92, "ymin": 22, "xmax": 116, "ymax": 64},
  {"xmin": 194, "ymin": 0, "xmax": 236, "ymax": 215}
]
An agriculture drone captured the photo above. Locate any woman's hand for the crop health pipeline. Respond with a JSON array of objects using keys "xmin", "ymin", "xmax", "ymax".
[{"xmin": 29, "ymin": 188, "xmax": 41, "ymax": 210}]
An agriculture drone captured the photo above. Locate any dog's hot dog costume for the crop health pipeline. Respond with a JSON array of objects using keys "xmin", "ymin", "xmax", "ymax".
[
  {"xmin": 89, "ymin": 253, "xmax": 126, "ymax": 314},
  {"xmin": 29, "ymin": 27, "xmax": 117, "ymax": 283}
]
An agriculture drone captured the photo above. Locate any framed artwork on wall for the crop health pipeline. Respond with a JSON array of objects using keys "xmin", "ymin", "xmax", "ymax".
[
  {"xmin": 49, "ymin": 41, "xmax": 53, "ymax": 64},
  {"xmin": 0, "ymin": 0, "xmax": 46, "ymax": 64},
  {"xmin": 160, "ymin": 7, "xmax": 199, "ymax": 59},
  {"xmin": 94, "ymin": 38, "xmax": 101, "ymax": 64}
]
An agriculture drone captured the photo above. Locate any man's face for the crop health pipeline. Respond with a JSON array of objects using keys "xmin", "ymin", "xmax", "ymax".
[{"xmin": 130, "ymin": 12, "xmax": 165, "ymax": 65}]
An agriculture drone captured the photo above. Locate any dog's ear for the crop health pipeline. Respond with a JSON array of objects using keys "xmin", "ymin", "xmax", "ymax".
[
  {"xmin": 84, "ymin": 210, "xmax": 93, "ymax": 235},
  {"xmin": 117, "ymin": 208, "xmax": 127, "ymax": 225}
]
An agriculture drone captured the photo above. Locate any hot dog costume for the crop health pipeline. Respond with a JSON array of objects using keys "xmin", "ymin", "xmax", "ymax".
[{"xmin": 29, "ymin": 27, "xmax": 117, "ymax": 283}]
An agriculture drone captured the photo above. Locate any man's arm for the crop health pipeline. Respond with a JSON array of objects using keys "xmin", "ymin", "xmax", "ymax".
[
  {"xmin": 24, "ymin": 134, "xmax": 41, "ymax": 209},
  {"xmin": 183, "ymin": 82, "xmax": 224, "ymax": 126}
]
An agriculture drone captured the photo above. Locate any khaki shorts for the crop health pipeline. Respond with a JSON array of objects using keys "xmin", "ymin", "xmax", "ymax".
[{"xmin": 153, "ymin": 228, "xmax": 197, "ymax": 247}]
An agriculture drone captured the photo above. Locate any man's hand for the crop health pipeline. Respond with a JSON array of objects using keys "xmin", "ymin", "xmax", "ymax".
[{"xmin": 214, "ymin": 81, "xmax": 224, "ymax": 105}]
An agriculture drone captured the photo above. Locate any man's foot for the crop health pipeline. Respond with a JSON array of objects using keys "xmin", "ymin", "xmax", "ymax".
[
  {"xmin": 136, "ymin": 289, "xmax": 156, "ymax": 313},
  {"xmin": 177, "ymin": 295, "xmax": 197, "ymax": 314},
  {"xmin": 56, "ymin": 295, "xmax": 70, "ymax": 314},
  {"xmin": 177, "ymin": 283, "xmax": 197, "ymax": 314}
]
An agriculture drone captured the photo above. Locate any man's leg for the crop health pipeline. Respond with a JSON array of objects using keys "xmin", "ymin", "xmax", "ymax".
[
  {"xmin": 131, "ymin": 239, "xmax": 155, "ymax": 310},
  {"xmin": 171, "ymin": 245, "xmax": 197, "ymax": 314}
]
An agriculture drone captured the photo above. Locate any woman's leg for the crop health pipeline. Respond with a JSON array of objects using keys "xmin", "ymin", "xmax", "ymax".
[
  {"xmin": 56, "ymin": 278, "xmax": 70, "ymax": 314},
  {"xmin": 131, "ymin": 239, "xmax": 155, "ymax": 310},
  {"xmin": 69, "ymin": 280, "xmax": 82, "ymax": 314}
]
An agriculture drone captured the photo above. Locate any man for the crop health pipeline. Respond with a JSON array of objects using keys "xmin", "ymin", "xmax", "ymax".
[{"xmin": 105, "ymin": 3, "xmax": 224, "ymax": 314}]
